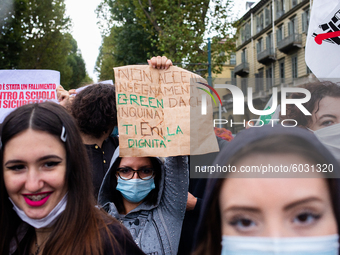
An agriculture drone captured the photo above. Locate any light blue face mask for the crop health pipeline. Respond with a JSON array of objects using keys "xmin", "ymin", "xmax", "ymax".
[
  {"xmin": 116, "ymin": 177, "xmax": 155, "ymax": 203},
  {"xmin": 221, "ymin": 235, "xmax": 339, "ymax": 255}
]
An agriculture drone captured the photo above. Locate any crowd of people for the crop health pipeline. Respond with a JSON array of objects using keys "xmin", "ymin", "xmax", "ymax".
[{"xmin": 1, "ymin": 56, "xmax": 340, "ymax": 255}]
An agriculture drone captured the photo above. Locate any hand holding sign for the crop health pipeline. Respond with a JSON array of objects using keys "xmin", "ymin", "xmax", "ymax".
[
  {"xmin": 147, "ymin": 56, "xmax": 173, "ymax": 69},
  {"xmin": 114, "ymin": 65, "xmax": 219, "ymax": 157}
]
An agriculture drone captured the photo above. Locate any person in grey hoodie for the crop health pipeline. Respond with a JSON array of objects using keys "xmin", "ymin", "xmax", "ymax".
[{"xmin": 98, "ymin": 147, "xmax": 189, "ymax": 255}]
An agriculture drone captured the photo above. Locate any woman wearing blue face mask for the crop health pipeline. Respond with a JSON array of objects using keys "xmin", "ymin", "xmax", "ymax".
[
  {"xmin": 192, "ymin": 125, "xmax": 340, "ymax": 255},
  {"xmin": 98, "ymin": 149, "xmax": 189, "ymax": 255}
]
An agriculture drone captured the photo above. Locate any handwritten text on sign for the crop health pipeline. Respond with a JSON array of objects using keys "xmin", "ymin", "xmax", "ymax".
[{"xmin": 114, "ymin": 65, "xmax": 219, "ymax": 157}]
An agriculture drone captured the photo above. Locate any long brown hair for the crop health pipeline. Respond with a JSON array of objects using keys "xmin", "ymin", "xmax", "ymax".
[{"xmin": 0, "ymin": 102, "xmax": 120, "ymax": 255}]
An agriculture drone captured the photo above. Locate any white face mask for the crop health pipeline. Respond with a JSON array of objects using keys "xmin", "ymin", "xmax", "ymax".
[
  {"xmin": 308, "ymin": 123, "xmax": 340, "ymax": 163},
  {"xmin": 221, "ymin": 235, "xmax": 339, "ymax": 255},
  {"xmin": 9, "ymin": 193, "xmax": 67, "ymax": 229}
]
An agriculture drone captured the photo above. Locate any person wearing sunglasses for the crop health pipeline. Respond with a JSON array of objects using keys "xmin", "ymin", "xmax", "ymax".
[{"xmin": 98, "ymin": 150, "xmax": 189, "ymax": 255}]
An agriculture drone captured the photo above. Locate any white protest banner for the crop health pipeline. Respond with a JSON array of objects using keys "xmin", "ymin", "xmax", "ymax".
[
  {"xmin": 305, "ymin": 1, "xmax": 340, "ymax": 79},
  {"xmin": 100, "ymin": 80, "xmax": 114, "ymax": 85},
  {"xmin": 0, "ymin": 70, "xmax": 59, "ymax": 122},
  {"xmin": 114, "ymin": 65, "xmax": 219, "ymax": 157}
]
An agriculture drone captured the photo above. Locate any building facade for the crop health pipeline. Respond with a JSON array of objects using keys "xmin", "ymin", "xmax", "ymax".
[{"xmin": 216, "ymin": 0, "xmax": 317, "ymax": 133}]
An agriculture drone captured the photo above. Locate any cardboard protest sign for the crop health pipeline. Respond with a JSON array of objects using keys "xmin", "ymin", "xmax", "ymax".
[
  {"xmin": 114, "ymin": 65, "xmax": 219, "ymax": 157},
  {"xmin": 0, "ymin": 70, "xmax": 59, "ymax": 122},
  {"xmin": 305, "ymin": 1, "xmax": 340, "ymax": 79}
]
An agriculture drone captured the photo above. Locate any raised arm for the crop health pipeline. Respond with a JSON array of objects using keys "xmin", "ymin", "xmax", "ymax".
[{"xmin": 159, "ymin": 156, "xmax": 189, "ymax": 219}]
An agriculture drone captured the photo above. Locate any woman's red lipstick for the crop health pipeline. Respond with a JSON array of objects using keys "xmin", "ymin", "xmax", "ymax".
[{"xmin": 22, "ymin": 192, "xmax": 52, "ymax": 207}]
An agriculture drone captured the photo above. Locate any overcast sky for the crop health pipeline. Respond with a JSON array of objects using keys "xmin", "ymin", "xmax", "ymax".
[
  {"xmin": 64, "ymin": 0, "xmax": 260, "ymax": 83},
  {"xmin": 64, "ymin": 0, "xmax": 102, "ymax": 82}
]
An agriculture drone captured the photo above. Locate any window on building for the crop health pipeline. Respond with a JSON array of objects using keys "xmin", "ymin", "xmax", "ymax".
[
  {"xmin": 241, "ymin": 79, "xmax": 248, "ymax": 95},
  {"xmin": 266, "ymin": 33, "xmax": 273, "ymax": 51},
  {"xmin": 255, "ymin": 69, "xmax": 264, "ymax": 93},
  {"xmin": 245, "ymin": 23, "xmax": 251, "ymax": 41},
  {"xmin": 292, "ymin": 0, "xmax": 298, "ymax": 8},
  {"xmin": 230, "ymin": 53, "xmax": 236, "ymax": 65},
  {"xmin": 292, "ymin": 55, "xmax": 298, "ymax": 78},
  {"xmin": 288, "ymin": 16, "xmax": 298, "ymax": 36},
  {"xmin": 241, "ymin": 22, "xmax": 251, "ymax": 43},
  {"xmin": 257, "ymin": 12, "xmax": 264, "ymax": 33},
  {"xmin": 241, "ymin": 48, "xmax": 247, "ymax": 63},
  {"xmin": 266, "ymin": 66, "xmax": 273, "ymax": 89},
  {"xmin": 231, "ymin": 70, "xmax": 236, "ymax": 85},
  {"xmin": 257, "ymin": 38, "xmax": 263, "ymax": 53},
  {"xmin": 276, "ymin": 0, "xmax": 285, "ymax": 19},
  {"xmin": 265, "ymin": 6, "xmax": 272, "ymax": 26},
  {"xmin": 241, "ymin": 29, "xmax": 245, "ymax": 43},
  {"xmin": 279, "ymin": 59, "xmax": 285, "ymax": 83},
  {"xmin": 302, "ymin": 8, "xmax": 310, "ymax": 33},
  {"xmin": 277, "ymin": 25, "xmax": 284, "ymax": 43}
]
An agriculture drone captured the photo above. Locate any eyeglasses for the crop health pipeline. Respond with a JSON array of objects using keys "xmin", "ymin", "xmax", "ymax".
[{"xmin": 116, "ymin": 167, "xmax": 155, "ymax": 180}]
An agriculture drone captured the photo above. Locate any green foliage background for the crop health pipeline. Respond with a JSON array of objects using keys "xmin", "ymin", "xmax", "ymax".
[
  {"xmin": 96, "ymin": 0, "xmax": 236, "ymax": 81},
  {"xmin": 0, "ymin": 0, "xmax": 89, "ymax": 89}
]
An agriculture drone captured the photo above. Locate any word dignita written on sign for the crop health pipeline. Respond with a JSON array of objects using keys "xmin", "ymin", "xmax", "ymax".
[{"xmin": 123, "ymin": 122, "xmax": 183, "ymax": 148}]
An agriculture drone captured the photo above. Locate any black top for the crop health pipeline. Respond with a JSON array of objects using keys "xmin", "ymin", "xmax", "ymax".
[{"xmin": 85, "ymin": 136, "xmax": 118, "ymax": 198}]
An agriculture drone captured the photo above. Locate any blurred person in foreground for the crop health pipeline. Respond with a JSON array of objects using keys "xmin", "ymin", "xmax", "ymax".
[{"xmin": 193, "ymin": 125, "xmax": 340, "ymax": 255}]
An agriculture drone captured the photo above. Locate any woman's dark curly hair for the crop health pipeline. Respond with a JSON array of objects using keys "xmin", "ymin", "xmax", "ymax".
[
  {"xmin": 71, "ymin": 83, "xmax": 117, "ymax": 138},
  {"xmin": 280, "ymin": 81, "xmax": 340, "ymax": 127}
]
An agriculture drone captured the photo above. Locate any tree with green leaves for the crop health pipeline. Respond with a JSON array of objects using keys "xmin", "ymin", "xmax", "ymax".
[
  {"xmin": 0, "ymin": 0, "xmax": 87, "ymax": 89},
  {"xmin": 95, "ymin": 0, "xmax": 161, "ymax": 81},
  {"xmin": 0, "ymin": 0, "xmax": 28, "ymax": 69},
  {"xmin": 65, "ymin": 36, "xmax": 87, "ymax": 89},
  {"xmin": 96, "ymin": 0, "xmax": 235, "ymax": 77}
]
